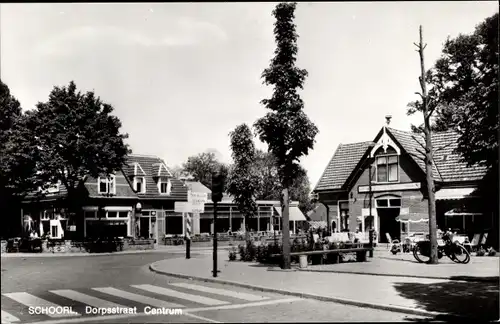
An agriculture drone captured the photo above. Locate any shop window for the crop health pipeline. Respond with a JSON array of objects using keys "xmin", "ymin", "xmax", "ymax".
[
  {"xmin": 84, "ymin": 211, "xmax": 96, "ymax": 218},
  {"xmin": 118, "ymin": 211, "xmax": 129, "ymax": 218},
  {"xmin": 107, "ymin": 211, "xmax": 118, "ymax": 218}
]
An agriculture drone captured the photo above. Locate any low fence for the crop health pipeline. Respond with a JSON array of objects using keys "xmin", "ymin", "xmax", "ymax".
[{"xmin": 2, "ymin": 237, "xmax": 155, "ymax": 254}]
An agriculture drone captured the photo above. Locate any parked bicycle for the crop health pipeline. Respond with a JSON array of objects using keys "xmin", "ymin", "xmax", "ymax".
[{"xmin": 413, "ymin": 229, "xmax": 470, "ymax": 264}]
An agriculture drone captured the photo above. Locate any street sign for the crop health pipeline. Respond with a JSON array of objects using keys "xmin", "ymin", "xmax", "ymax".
[{"xmin": 188, "ymin": 192, "xmax": 207, "ymax": 213}]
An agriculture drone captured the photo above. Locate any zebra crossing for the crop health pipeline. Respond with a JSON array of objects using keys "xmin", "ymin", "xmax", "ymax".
[{"xmin": 1, "ymin": 282, "xmax": 272, "ymax": 323}]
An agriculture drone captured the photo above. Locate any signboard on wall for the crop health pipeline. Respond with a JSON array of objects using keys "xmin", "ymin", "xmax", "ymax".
[{"xmin": 358, "ymin": 182, "xmax": 422, "ymax": 193}]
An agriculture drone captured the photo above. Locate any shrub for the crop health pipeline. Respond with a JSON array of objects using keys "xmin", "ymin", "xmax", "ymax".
[
  {"xmin": 487, "ymin": 247, "xmax": 497, "ymax": 256},
  {"xmin": 228, "ymin": 247, "xmax": 237, "ymax": 261},
  {"xmin": 238, "ymin": 244, "xmax": 246, "ymax": 260},
  {"xmin": 476, "ymin": 247, "xmax": 486, "ymax": 256},
  {"xmin": 244, "ymin": 240, "xmax": 257, "ymax": 261}
]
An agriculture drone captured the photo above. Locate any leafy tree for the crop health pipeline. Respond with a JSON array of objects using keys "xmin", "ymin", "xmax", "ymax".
[
  {"xmin": 28, "ymin": 81, "xmax": 130, "ymax": 228},
  {"xmin": 430, "ymin": 13, "xmax": 498, "ymax": 170},
  {"xmin": 254, "ymin": 2, "xmax": 318, "ymax": 269},
  {"xmin": 0, "ymin": 80, "xmax": 39, "ymax": 237},
  {"xmin": 253, "ymin": 150, "xmax": 312, "ymax": 214},
  {"xmin": 429, "ymin": 13, "xmax": 499, "ymax": 248},
  {"xmin": 182, "ymin": 152, "xmax": 228, "ymax": 190},
  {"xmin": 226, "ymin": 124, "xmax": 259, "ymax": 235}
]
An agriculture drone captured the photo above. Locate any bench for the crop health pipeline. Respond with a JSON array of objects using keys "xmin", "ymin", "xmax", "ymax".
[{"xmin": 272, "ymin": 247, "xmax": 374, "ymax": 268}]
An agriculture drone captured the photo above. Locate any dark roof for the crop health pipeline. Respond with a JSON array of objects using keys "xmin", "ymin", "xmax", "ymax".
[
  {"xmin": 123, "ymin": 155, "xmax": 188, "ymax": 200},
  {"xmin": 387, "ymin": 127, "xmax": 441, "ymax": 178},
  {"xmin": 315, "ymin": 127, "xmax": 488, "ymax": 191},
  {"xmin": 314, "ymin": 141, "xmax": 373, "ymax": 191}
]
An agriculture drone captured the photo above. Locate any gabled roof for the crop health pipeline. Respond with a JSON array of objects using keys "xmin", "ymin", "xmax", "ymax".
[
  {"xmin": 123, "ymin": 154, "xmax": 187, "ymax": 200},
  {"xmin": 314, "ymin": 141, "xmax": 374, "ymax": 191},
  {"xmin": 314, "ymin": 127, "xmax": 488, "ymax": 192},
  {"xmin": 152, "ymin": 163, "xmax": 172, "ymax": 178},
  {"xmin": 388, "ymin": 128, "xmax": 487, "ymax": 182}
]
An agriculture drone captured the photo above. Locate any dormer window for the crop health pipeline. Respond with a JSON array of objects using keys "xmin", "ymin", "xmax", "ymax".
[
  {"xmin": 134, "ymin": 177, "xmax": 146, "ymax": 193},
  {"xmin": 98, "ymin": 175, "xmax": 116, "ymax": 194},
  {"xmin": 376, "ymin": 155, "xmax": 398, "ymax": 183},
  {"xmin": 158, "ymin": 178, "xmax": 172, "ymax": 195}
]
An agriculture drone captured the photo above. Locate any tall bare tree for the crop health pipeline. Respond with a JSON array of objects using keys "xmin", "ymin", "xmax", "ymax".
[{"xmin": 407, "ymin": 26, "xmax": 439, "ymax": 264}]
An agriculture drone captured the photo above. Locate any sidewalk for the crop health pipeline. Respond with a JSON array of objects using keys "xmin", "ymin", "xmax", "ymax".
[
  {"xmin": 300, "ymin": 251, "xmax": 499, "ymax": 282},
  {"xmin": 150, "ymin": 252, "xmax": 499, "ymax": 320}
]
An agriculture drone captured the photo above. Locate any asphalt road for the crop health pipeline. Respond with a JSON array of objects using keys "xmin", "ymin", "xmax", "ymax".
[{"xmin": 1, "ymin": 251, "xmax": 427, "ymax": 323}]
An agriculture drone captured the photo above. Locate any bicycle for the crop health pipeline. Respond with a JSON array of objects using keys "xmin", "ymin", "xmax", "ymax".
[{"xmin": 413, "ymin": 230, "xmax": 470, "ymax": 264}]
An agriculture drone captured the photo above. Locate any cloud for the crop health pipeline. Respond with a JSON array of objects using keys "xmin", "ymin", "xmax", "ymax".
[{"xmin": 35, "ymin": 17, "xmax": 227, "ymax": 56}]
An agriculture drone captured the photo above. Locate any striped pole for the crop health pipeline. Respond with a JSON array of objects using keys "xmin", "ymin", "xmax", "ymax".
[{"xmin": 186, "ymin": 213, "xmax": 191, "ymax": 259}]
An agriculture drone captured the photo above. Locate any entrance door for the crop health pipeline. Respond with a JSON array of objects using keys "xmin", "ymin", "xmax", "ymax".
[
  {"xmin": 378, "ymin": 208, "xmax": 400, "ymax": 243},
  {"xmin": 140, "ymin": 217, "xmax": 150, "ymax": 239}
]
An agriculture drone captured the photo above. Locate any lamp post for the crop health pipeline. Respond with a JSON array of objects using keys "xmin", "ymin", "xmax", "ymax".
[{"xmin": 368, "ymin": 159, "xmax": 374, "ymax": 257}]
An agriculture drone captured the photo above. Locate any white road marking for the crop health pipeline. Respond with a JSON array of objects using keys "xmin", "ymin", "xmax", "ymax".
[
  {"xmin": 170, "ymin": 282, "xmax": 269, "ymax": 301},
  {"xmin": 183, "ymin": 312, "xmax": 222, "ymax": 323},
  {"xmin": 131, "ymin": 284, "xmax": 229, "ymax": 306},
  {"xmin": 23, "ymin": 298, "xmax": 302, "ymax": 324},
  {"xmin": 3, "ymin": 292, "xmax": 81, "ymax": 318},
  {"xmin": 92, "ymin": 287, "xmax": 185, "ymax": 309},
  {"xmin": 1, "ymin": 309, "xmax": 20, "ymax": 323},
  {"xmin": 49, "ymin": 290, "xmax": 126, "ymax": 309},
  {"xmin": 186, "ymin": 297, "xmax": 302, "ymax": 313}
]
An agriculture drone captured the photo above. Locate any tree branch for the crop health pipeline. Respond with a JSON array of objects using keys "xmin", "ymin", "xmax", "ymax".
[
  {"xmin": 415, "ymin": 148, "xmax": 427, "ymax": 158},
  {"xmin": 408, "ymin": 152, "xmax": 426, "ymax": 162},
  {"xmin": 411, "ymin": 134, "xmax": 426, "ymax": 151}
]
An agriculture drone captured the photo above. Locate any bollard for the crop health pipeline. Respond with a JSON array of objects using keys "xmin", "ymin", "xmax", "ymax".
[{"xmin": 186, "ymin": 213, "xmax": 191, "ymax": 259}]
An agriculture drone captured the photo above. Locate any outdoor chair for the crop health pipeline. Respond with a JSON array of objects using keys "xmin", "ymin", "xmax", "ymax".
[{"xmin": 385, "ymin": 233, "xmax": 401, "ymax": 251}]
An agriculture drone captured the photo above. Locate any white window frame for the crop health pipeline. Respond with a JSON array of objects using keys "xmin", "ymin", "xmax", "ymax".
[
  {"xmin": 134, "ymin": 176, "xmax": 146, "ymax": 193},
  {"xmin": 97, "ymin": 175, "xmax": 116, "ymax": 195},
  {"xmin": 375, "ymin": 155, "xmax": 399, "ymax": 183},
  {"xmin": 158, "ymin": 178, "xmax": 172, "ymax": 195}
]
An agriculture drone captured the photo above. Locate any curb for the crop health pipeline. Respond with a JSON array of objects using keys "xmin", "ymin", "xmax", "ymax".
[
  {"xmin": 149, "ymin": 262, "xmax": 445, "ymax": 319},
  {"xmin": 0, "ymin": 249, "xmax": 175, "ymax": 258},
  {"xmin": 297, "ymin": 268, "xmax": 499, "ymax": 283}
]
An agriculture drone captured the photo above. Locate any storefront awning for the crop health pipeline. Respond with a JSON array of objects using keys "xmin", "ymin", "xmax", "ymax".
[
  {"xmin": 274, "ymin": 206, "xmax": 307, "ymax": 221},
  {"xmin": 396, "ymin": 213, "xmax": 429, "ymax": 223},
  {"xmin": 435, "ymin": 187, "xmax": 477, "ymax": 200},
  {"xmin": 445, "ymin": 208, "xmax": 482, "ymax": 217}
]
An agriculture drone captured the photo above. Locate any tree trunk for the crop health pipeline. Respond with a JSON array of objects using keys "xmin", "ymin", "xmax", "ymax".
[
  {"xmin": 424, "ymin": 123, "xmax": 439, "ymax": 264},
  {"xmin": 418, "ymin": 25, "xmax": 439, "ymax": 264},
  {"xmin": 282, "ymin": 188, "xmax": 291, "ymax": 269}
]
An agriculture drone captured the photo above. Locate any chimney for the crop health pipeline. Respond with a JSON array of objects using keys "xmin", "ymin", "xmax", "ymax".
[{"xmin": 385, "ymin": 115, "xmax": 392, "ymax": 126}]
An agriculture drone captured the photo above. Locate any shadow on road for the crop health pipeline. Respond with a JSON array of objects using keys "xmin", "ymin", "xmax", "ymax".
[{"xmin": 393, "ymin": 279, "xmax": 499, "ymax": 321}]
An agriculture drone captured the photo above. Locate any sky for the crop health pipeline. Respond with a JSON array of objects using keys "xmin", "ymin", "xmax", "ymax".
[{"xmin": 1, "ymin": 2, "xmax": 498, "ymax": 190}]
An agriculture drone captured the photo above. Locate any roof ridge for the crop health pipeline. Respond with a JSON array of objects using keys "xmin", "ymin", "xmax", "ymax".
[{"xmin": 128, "ymin": 154, "xmax": 161, "ymax": 159}]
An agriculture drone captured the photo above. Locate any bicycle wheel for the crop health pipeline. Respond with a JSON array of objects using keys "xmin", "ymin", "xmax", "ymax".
[
  {"xmin": 451, "ymin": 244, "xmax": 471, "ymax": 264},
  {"xmin": 413, "ymin": 244, "xmax": 430, "ymax": 263}
]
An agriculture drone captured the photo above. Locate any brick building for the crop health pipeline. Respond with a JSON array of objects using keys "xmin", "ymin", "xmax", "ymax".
[
  {"xmin": 20, "ymin": 154, "xmax": 188, "ymax": 241},
  {"xmin": 312, "ymin": 118, "xmax": 494, "ymax": 244}
]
